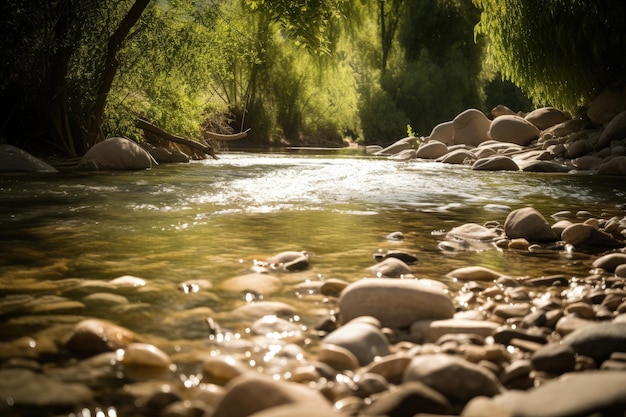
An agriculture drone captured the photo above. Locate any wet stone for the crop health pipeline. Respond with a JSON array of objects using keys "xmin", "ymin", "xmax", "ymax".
[
  {"xmin": 338, "ymin": 278, "xmax": 454, "ymax": 328},
  {"xmin": 531, "ymin": 343, "xmax": 576, "ymax": 374},
  {"xmin": 362, "ymin": 381, "xmax": 452, "ymax": 416},
  {"xmin": 322, "ymin": 319, "xmax": 390, "ymax": 366},
  {"xmin": 561, "ymin": 322, "xmax": 626, "ymax": 365},
  {"xmin": 404, "ymin": 353, "xmax": 503, "ymax": 408}
]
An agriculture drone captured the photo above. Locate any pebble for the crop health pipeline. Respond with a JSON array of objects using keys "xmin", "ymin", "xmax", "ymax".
[
  {"xmin": 322, "ymin": 319, "xmax": 390, "ymax": 365},
  {"xmin": 120, "ymin": 343, "xmax": 172, "ymax": 369},
  {"xmin": 65, "ymin": 318, "xmax": 141, "ymax": 357},
  {"xmin": 446, "ymin": 266, "xmax": 504, "ymax": 281},
  {"xmin": 366, "ymin": 257, "xmax": 414, "ymax": 278}
]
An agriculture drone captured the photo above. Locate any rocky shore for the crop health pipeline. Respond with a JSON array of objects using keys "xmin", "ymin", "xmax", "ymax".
[
  {"xmin": 1, "ymin": 204, "xmax": 626, "ymax": 417},
  {"xmin": 369, "ymin": 87, "xmax": 626, "ymax": 177}
]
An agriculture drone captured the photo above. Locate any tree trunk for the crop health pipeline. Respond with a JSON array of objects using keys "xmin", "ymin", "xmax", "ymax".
[
  {"xmin": 87, "ymin": 0, "xmax": 151, "ymax": 148},
  {"xmin": 135, "ymin": 118, "xmax": 218, "ymax": 159}
]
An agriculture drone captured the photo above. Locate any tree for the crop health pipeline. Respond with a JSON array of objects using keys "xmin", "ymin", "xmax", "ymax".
[
  {"xmin": 474, "ymin": 0, "xmax": 626, "ymax": 111},
  {"xmin": 0, "ymin": 0, "xmax": 350, "ymax": 156}
]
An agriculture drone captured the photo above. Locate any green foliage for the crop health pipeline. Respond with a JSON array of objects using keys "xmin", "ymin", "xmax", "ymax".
[
  {"xmin": 474, "ymin": 0, "xmax": 626, "ymax": 111},
  {"xmin": 358, "ymin": 83, "xmax": 408, "ymax": 144},
  {"xmin": 363, "ymin": 0, "xmax": 484, "ymax": 139}
]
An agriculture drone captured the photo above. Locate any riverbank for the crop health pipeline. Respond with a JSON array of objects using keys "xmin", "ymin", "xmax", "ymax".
[{"xmin": 1, "ymin": 198, "xmax": 625, "ymax": 416}]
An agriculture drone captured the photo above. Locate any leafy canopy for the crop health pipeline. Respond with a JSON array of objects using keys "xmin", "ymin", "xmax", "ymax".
[{"xmin": 474, "ymin": 0, "xmax": 626, "ymax": 111}]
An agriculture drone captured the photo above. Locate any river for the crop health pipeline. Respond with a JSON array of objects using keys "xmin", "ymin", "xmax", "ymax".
[{"xmin": 0, "ymin": 150, "xmax": 625, "ymax": 413}]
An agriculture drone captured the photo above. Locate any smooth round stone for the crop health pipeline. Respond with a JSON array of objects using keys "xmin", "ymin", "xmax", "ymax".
[
  {"xmin": 504, "ymin": 207, "xmax": 557, "ymax": 242},
  {"xmin": 490, "ymin": 115, "xmax": 540, "ymax": 146},
  {"xmin": 322, "ymin": 320, "xmax": 390, "ymax": 366},
  {"xmin": 0, "ymin": 369, "xmax": 93, "ymax": 408},
  {"xmin": 403, "ymin": 354, "xmax": 502, "ymax": 406},
  {"xmin": 353, "ymin": 372, "xmax": 389, "ymax": 398},
  {"xmin": 500, "ymin": 359, "xmax": 533, "ymax": 386},
  {"xmin": 564, "ymin": 301, "xmax": 595, "ymax": 319},
  {"xmin": 508, "ymin": 238, "xmax": 530, "ymax": 250},
  {"xmin": 447, "ymin": 223, "xmax": 500, "ymax": 241},
  {"xmin": 592, "ymin": 253, "xmax": 626, "ymax": 272},
  {"xmin": 362, "ymin": 353, "xmax": 412, "ymax": 385},
  {"xmin": 525, "ymin": 107, "xmax": 570, "ymax": 130},
  {"xmin": 79, "ymin": 137, "xmax": 153, "ymax": 170},
  {"xmin": 563, "ymin": 224, "xmax": 623, "ymax": 249},
  {"xmin": 615, "ymin": 264, "xmax": 626, "ymax": 278},
  {"xmin": 221, "ymin": 273, "xmax": 282, "ymax": 295},
  {"xmin": 531, "ymin": 342, "xmax": 576, "ymax": 374},
  {"xmin": 320, "ymin": 278, "xmax": 349, "ymax": 297},
  {"xmin": 439, "ymin": 148, "xmax": 477, "ymax": 164},
  {"xmin": 362, "ymin": 381, "xmax": 452, "ymax": 415},
  {"xmin": 506, "ymin": 371, "xmax": 626, "ymax": 417},
  {"xmin": 202, "ymin": 356, "xmax": 250, "ymax": 386},
  {"xmin": 82, "ymin": 292, "xmax": 129, "ymax": 307},
  {"xmin": 493, "ymin": 303, "xmax": 532, "ymax": 320},
  {"xmin": 472, "ymin": 155, "xmax": 519, "ymax": 171},
  {"xmin": 416, "ymin": 140, "xmax": 449, "ymax": 159},
  {"xmin": 65, "ymin": 318, "xmax": 140, "ymax": 357},
  {"xmin": 212, "ymin": 373, "xmax": 332, "ymax": 417},
  {"xmin": 561, "ymin": 322, "xmax": 626, "ymax": 365},
  {"xmin": 120, "ymin": 343, "xmax": 172, "ymax": 369},
  {"xmin": 452, "ymin": 108, "xmax": 491, "ymax": 147},
  {"xmin": 109, "ymin": 275, "xmax": 147, "ymax": 287},
  {"xmin": 317, "ymin": 343, "xmax": 360, "ymax": 371},
  {"xmin": 266, "ymin": 251, "xmax": 310, "ymax": 271},
  {"xmin": 446, "ymin": 266, "xmax": 504, "ymax": 281},
  {"xmin": 339, "ymin": 278, "xmax": 454, "ymax": 328},
  {"xmin": 366, "ymin": 257, "xmax": 413, "ymax": 278}
]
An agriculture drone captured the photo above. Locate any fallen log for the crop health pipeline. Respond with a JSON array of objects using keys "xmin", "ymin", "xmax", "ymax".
[{"xmin": 135, "ymin": 118, "xmax": 218, "ymax": 159}]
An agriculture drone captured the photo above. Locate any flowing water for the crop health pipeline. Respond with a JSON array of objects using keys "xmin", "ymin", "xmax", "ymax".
[{"xmin": 0, "ymin": 150, "xmax": 625, "ymax": 412}]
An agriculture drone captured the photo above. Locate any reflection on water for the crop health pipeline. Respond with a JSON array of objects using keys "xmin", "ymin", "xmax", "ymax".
[{"xmin": 0, "ymin": 152, "xmax": 624, "ymax": 342}]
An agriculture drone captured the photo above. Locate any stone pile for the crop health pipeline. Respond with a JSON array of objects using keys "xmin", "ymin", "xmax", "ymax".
[{"xmin": 372, "ymin": 87, "xmax": 626, "ymax": 176}]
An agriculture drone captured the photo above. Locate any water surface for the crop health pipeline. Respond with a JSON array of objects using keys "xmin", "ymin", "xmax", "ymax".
[{"xmin": 1, "ymin": 151, "xmax": 624, "ymax": 342}]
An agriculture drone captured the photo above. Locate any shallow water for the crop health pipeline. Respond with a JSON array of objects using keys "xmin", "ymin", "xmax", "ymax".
[
  {"xmin": 1, "ymin": 150, "xmax": 625, "ymax": 413},
  {"xmin": 1, "ymin": 151, "xmax": 625, "ymax": 339}
]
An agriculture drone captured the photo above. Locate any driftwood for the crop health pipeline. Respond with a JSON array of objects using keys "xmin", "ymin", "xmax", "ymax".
[{"xmin": 136, "ymin": 118, "xmax": 218, "ymax": 159}]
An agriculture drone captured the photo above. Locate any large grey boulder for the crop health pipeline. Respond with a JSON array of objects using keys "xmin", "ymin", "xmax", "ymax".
[
  {"xmin": 452, "ymin": 109, "xmax": 491, "ymax": 146},
  {"xmin": 504, "ymin": 207, "xmax": 558, "ymax": 242},
  {"xmin": 0, "ymin": 144, "xmax": 57, "ymax": 172},
  {"xmin": 524, "ymin": 107, "xmax": 570, "ymax": 131},
  {"xmin": 489, "ymin": 115, "xmax": 540, "ymax": 146},
  {"xmin": 79, "ymin": 137, "xmax": 155, "ymax": 170}
]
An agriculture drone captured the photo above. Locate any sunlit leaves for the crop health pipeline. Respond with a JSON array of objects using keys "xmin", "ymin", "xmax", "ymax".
[{"xmin": 474, "ymin": 0, "xmax": 626, "ymax": 111}]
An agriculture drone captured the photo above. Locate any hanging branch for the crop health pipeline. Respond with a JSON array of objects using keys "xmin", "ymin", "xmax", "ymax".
[{"xmin": 135, "ymin": 118, "xmax": 218, "ymax": 159}]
